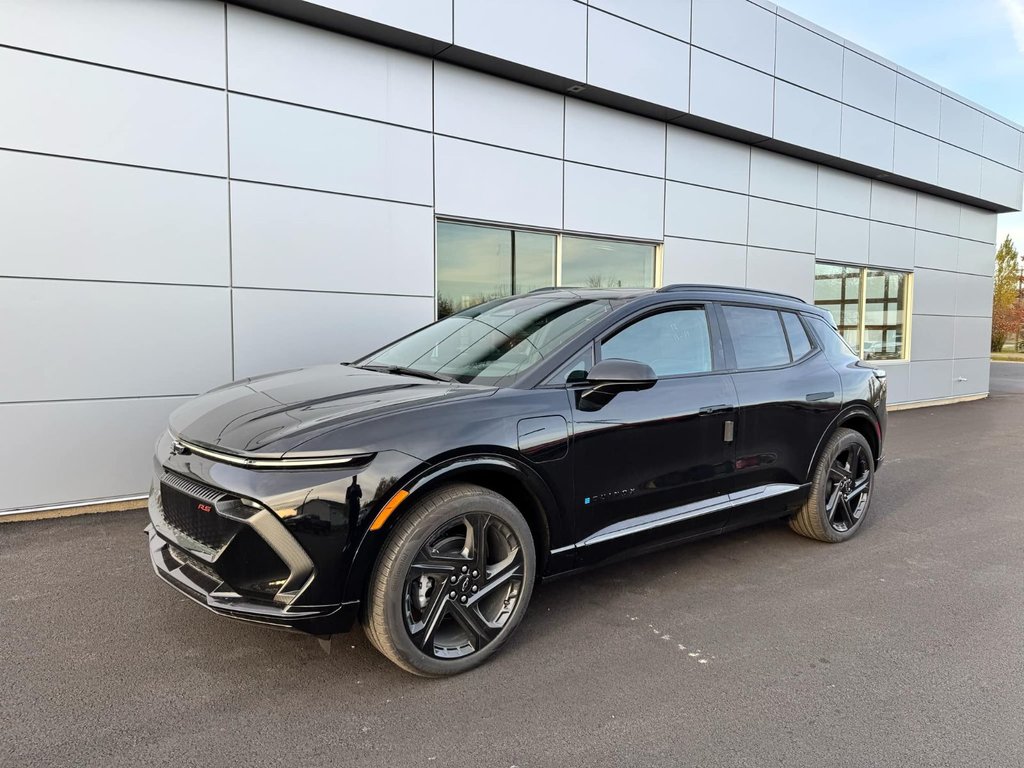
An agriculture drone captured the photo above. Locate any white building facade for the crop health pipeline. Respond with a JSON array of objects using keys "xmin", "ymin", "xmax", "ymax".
[{"xmin": 1, "ymin": 0, "xmax": 1022, "ymax": 513}]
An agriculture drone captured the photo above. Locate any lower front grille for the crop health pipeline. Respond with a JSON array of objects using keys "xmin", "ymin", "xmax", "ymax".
[{"xmin": 159, "ymin": 473, "xmax": 241, "ymax": 550}]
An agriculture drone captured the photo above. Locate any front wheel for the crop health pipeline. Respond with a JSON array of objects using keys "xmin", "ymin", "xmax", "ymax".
[
  {"xmin": 790, "ymin": 428, "xmax": 875, "ymax": 543},
  {"xmin": 363, "ymin": 483, "xmax": 536, "ymax": 676}
]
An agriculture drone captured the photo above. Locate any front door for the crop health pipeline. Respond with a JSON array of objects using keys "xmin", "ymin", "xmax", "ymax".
[{"xmin": 569, "ymin": 304, "xmax": 737, "ymax": 563}]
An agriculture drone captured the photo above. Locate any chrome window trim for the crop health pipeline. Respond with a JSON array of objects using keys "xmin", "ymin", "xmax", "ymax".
[{"xmin": 174, "ymin": 437, "xmax": 370, "ymax": 469}]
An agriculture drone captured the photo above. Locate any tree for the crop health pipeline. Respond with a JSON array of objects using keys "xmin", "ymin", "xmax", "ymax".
[{"xmin": 991, "ymin": 235, "xmax": 1022, "ymax": 352}]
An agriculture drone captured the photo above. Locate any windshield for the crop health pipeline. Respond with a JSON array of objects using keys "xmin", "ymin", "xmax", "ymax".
[{"xmin": 357, "ymin": 296, "xmax": 615, "ymax": 385}]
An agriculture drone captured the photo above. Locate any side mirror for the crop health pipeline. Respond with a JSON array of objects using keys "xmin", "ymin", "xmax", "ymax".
[{"xmin": 577, "ymin": 358, "xmax": 657, "ymax": 411}]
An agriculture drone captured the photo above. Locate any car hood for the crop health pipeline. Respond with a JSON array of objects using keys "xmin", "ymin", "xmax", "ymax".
[{"xmin": 169, "ymin": 365, "xmax": 489, "ymax": 457}]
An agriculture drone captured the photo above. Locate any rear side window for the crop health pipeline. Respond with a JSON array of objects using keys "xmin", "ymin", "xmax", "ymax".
[
  {"xmin": 782, "ymin": 312, "xmax": 813, "ymax": 360},
  {"xmin": 601, "ymin": 307, "xmax": 712, "ymax": 377},
  {"xmin": 722, "ymin": 305, "xmax": 791, "ymax": 369},
  {"xmin": 807, "ymin": 315, "xmax": 859, "ymax": 362}
]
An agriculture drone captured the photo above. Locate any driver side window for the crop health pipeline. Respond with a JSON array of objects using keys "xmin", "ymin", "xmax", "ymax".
[{"xmin": 601, "ymin": 307, "xmax": 712, "ymax": 377}]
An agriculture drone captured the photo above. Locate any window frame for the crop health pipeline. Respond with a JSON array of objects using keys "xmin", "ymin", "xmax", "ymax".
[
  {"xmin": 435, "ymin": 218, "xmax": 663, "ymax": 320},
  {"xmin": 595, "ymin": 304, "xmax": 719, "ymax": 380},
  {"xmin": 715, "ymin": 302, "xmax": 822, "ymax": 373},
  {"xmin": 813, "ymin": 261, "xmax": 913, "ymax": 362}
]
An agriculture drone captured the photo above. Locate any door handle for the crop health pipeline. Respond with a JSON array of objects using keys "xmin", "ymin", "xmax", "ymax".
[
  {"xmin": 805, "ymin": 391, "xmax": 835, "ymax": 402},
  {"xmin": 699, "ymin": 403, "xmax": 734, "ymax": 415}
]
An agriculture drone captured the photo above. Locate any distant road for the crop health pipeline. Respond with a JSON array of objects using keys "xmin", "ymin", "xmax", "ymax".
[{"xmin": 990, "ymin": 361, "xmax": 1024, "ymax": 394}]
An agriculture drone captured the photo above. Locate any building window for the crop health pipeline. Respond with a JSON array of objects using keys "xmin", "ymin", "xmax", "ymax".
[
  {"xmin": 813, "ymin": 262, "xmax": 910, "ymax": 361},
  {"xmin": 436, "ymin": 220, "xmax": 658, "ymax": 318}
]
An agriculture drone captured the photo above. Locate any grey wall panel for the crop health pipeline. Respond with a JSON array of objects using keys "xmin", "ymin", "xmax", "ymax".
[
  {"xmin": 435, "ymin": 63, "xmax": 564, "ymax": 157},
  {"xmin": 313, "ymin": 0, "xmax": 453, "ymax": 41},
  {"xmin": 666, "ymin": 127, "xmax": 750, "ymax": 193},
  {"xmin": 916, "ymin": 195, "xmax": 960, "ymax": 236},
  {"xmin": 893, "ymin": 126, "xmax": 939, "ymax": 185},
  {"xmin": 772, "ymin": 82, "xmax": 842, "ymax": 156},
  {"xmin": 980, "ymin": 159, "xmax": 1024, "ymax": 210},
  {"xmin": 840, "ymin": 107, "xmax": 894, "ymax": 171},
  {"xmin": 435, "ymin": 137, "xmax": 563, "ymax": 229},
  {"xmin": 229, "ymin": 95, "xmax": 432, "ymax": 204},
  {"xmin": 0, "ymin": 151, "xmax": 229, "ymax": 285},
  {"xmin": 895, "ymin": 74, "xmax": 940, "ymax": 137},
  {"xmin": 0, "ymin": 0, "xmax": 225, "ymax": 87},
  {"xmin": 0, "ymin": 396, "xmax": 189, "ymax": 511},
  {"xmin": 0, "ymin": 279, "xmax": 231, "ymax": 402},
  {"xmin": 914, "ymin": 230, "xmax": 958, "ymax": 272},
  {"xmin": 957, "ymin": 238, "xmax": 995, "ymax": 277},
  {"xmin": 689, "ymin": 49, "xmax": 774, "ymax": 137},
  {"xmin": 868, "ymin": 221, "xmax": 915, "ymax": 271},
  {"xmin": 959, "ymin": 206, "xmax": 998, "ymax": 244},
  {"xmin": 937, "ymin": 142, "xmax": 982, "ymax": 198},
  {"xmin": 691, "ymin": 0, "xmax": 775, "ymax": 73},
  {"xmin": 939, "ymin": 96, "xmax": 984, "ymax": 154},
  {"xmin": 665, "ymin": 182, "xmax": 748, "ymax": 244},
  {"xmin": 227, "ymin": 6, "xmax": 432, "ymax": 130},
  {"xmin": 842, "ymin": 50, "xmax": 896, "ymax": 121},
  {"xmin": 748, "ymin": 199, "xmax": 815, "ymax": 253},
  {"xmin": 587, "ymin": 0, "xmax": 691, "ymax": 41},
  {"xmin": 0, "ymin": 48, "xmax": 226, "ymax": 175},
  {"xmin": 953, "ymin": 357, "xmax": 990, "ymax": 396},
  {"xmin": 587, "ymin": 10, "xmax": 690, "ymax": 111},
  {"xmin": 912, "ymin": 268, "xmax": 956, "ymax": 316},
  {"xmin": 882, "ymin": 363, "xmax": 910, "ymax": 403},
  {"xmin": 774, "ymin": 17, "xmax": 843, "ymax": 99},
  {"xmin": 953, "ymin": 316, "xmax": 993, "ymax": 359},
  {"xmin": 817, "ymin": 167, "xmax": 871, "ymax": 217},
  {"xmin": 749, "ymin": 149, "xmax": 817, "ymax": 207},
  {"xmin": 815, "ymin": 211, "xmax": 869, "ymax": 264},
  {"xmin": 230, "ymin": 181, "xmax": 433, "ymax": 296},
  {"xmin": 745, "ymin": 247, "xmax": 815, "ymax": 301},
  {"xmin": 662, "ymin": 238, "xmax": 747, "ymax": 285},
  {"xmin": 564, "ymin": 100, "xmax": 666, "ymax": 176},
  {"xmin": 870, "ymin": 182, "xmax": 917, "ymax": 227},
  {"xmin": 910, "ymin": 315, "xmax": 954, "ymax": 361},
  {"xmin": 955, "ymin": 273, "xmax": 994, "ymax": 318},
  {"xmin": 563, "ymin": 164, "xmax": 664, "ymax": 240},
  {"xmin": 454, "ymin": 0, "xmax": 585, "ymax": 81},
  {"xmin": 232, "ymin": 289, "xmax": 433, "ymax": 378},
  {"xmin": 909, "ymin": 360, "xmax": 953, "ymax": 402},
  {"xmin": 982, "ymin": 115, "xmax": 1021, "ymax": 168}
]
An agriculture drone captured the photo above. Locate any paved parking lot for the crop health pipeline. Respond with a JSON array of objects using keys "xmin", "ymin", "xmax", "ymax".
[{"xmin": 3, "ymin": 367, "xmax": 1023, "ymax": 768}]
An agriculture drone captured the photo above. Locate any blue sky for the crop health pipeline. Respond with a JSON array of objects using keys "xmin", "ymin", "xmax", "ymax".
[{"xmin": 779, "ymin": 0, "xmax": 1024, "ymax": 249}]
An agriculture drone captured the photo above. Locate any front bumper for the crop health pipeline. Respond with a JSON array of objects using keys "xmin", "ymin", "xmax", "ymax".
[{"xmin": 147, "ymin": 485, "xmax": 358, "ymax": 635}]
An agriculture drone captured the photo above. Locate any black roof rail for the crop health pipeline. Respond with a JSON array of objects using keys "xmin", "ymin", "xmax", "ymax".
[{"xmin": 656, "ymin": 283, "xmax": 807, "ymax": 304}]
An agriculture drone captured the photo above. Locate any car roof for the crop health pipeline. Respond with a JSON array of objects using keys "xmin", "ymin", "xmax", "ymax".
[{"xmin": 529, "ymin": 284, "xmax": 830, "ymax": 318}]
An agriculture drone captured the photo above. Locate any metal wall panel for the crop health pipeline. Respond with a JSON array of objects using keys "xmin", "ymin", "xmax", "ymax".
[
  {"xmin": 774, "ymin": 17, "xmax": 843, "ymax": 99},
  {"xmin": 563, "ymin": 164, "xmax": 665, "ymax": 240},
  {"xmin": 227, "ymin": 6, "xmax": 433, "ymax": 130},
  {"xmin": 665, "ymin": 183, "xmax": 749, "ymax": 244},
  {"xmin": 588, "ymin": 0, "xmax": 691, "ymax": 41},
  {"xmin": 565, "ymin": 100, "xmax": 666, "ymax": 176},
  {"xmin": 662, "ymin": 238, "xmax": 747, "ymax": 286},
  {"xmin": 666, "ymin": 127, "xmax": 751, "ymax": 193},
  {"xmin": 0, "ymin": 151, "xmax": 229, "ymax": 285},
  {"xmin": 689, "ymin": 49, "xmax": 774, "ymax": 137}
]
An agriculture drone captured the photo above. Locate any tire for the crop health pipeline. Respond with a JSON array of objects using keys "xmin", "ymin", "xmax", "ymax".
[
  {"xmin": 789, "ymin": 427, "xmax": 875, "ymax": 543},
  {"xmin": 363, "ymin": 483, "xmax": 536, "ymax": 676}
]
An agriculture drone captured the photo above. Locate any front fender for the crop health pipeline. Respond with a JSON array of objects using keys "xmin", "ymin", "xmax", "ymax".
[{"xmin": 338, "ymin": 450, "xmax": 566, "ymax": 607}]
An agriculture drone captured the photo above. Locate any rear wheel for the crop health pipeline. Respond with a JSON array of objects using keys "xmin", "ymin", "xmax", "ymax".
[
  {"xmin": 363, "ymin": 483, "xmax": 535, "ymax": 676},
  {"xmin": 790, "ymin": 428, "xmax": 874, "ymax": 543}
]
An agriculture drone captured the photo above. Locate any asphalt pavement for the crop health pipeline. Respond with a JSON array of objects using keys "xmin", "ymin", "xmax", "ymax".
[{"xmin": 3, "ymin": 364, "xmax": 1023, "ymax": 768}]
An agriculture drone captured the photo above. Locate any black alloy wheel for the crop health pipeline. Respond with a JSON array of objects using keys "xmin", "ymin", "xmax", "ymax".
[
  {"xmin": 364, "ymin": 484, "xmax": 536, "ymax": 676},
  {"xmin": 404, "ymin": 513, "xmax": 525, "ymax": 658},
  {"xmin": 790, "ymin": 427, "xmax": 875, "ymax": 543},
  {"xmin": 824, "ymin": 442, "xmax": 871, "ymax": 533}
]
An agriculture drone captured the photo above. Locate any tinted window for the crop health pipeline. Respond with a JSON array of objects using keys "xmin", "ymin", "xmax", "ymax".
[
  {"xmin": 723, "ymin": 305, "xmax": 791, "ymax": 369},
  {"xmin": 601, "ymin": 308, "xmax": 712, "ymax": 377},
  {"xmin": 782, "ymin": 312, "xmax": 813, "ymax": 359},
  {"xmin": 807, "ymin": 315, "xmax": 858, "ymax": 363}
]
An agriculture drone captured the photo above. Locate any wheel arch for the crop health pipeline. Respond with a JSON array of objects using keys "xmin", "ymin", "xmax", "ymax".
[
  {"xmin": 341, "ymin": 453, "xmax": 558, "ymax": 606},
  {"xmin": 807, "ymin": 404, "xmax": 881, "ymax": 481}
]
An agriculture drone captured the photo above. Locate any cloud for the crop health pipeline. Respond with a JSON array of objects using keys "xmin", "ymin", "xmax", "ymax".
[{"xmin": 999, "ymin": 0, "xmax": 1024, "ymax": 53}]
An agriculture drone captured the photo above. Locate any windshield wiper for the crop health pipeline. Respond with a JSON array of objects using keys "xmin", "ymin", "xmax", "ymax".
[{"xmin": 357, "ymin": 364, "xmax": 453, "ymax": 383}]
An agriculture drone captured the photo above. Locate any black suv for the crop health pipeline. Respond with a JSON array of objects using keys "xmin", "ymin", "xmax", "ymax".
[{"xmin": 146, "ymin": 285, "xmax": 886, "ymax": 676}]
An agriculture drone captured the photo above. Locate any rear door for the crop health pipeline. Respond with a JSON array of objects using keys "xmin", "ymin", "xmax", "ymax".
[{"xmin": 716, "ymin": 303, "xmax": 842, "ymax": 527}]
